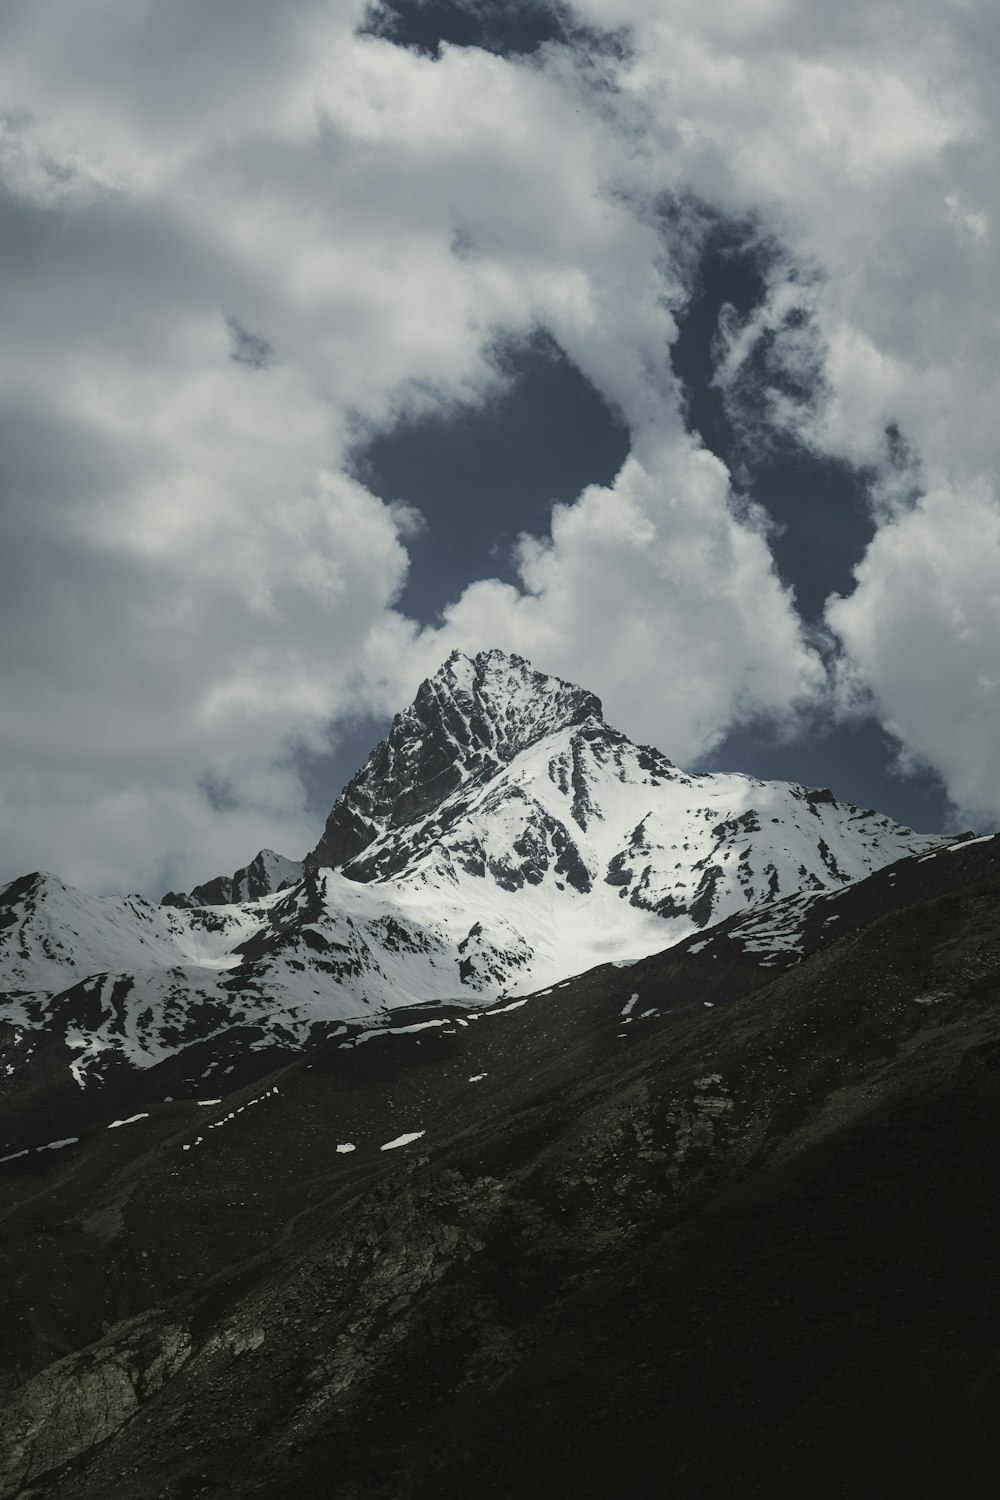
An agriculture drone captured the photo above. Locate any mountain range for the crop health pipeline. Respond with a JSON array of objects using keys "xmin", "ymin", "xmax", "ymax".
[
  {"xmin": 0, "ymin": 651, "xmax": 945, "ymax": 1134},
  {"xmin": 1, "ymin": 650, "xmax": 998, "ymax": 1498}
]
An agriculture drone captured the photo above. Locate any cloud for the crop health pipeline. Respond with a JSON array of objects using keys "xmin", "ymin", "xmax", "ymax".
[
  {"xmin": 828, "ymin": 484, "xmax": 1000, "ymax": 828},
  {"xmin": 417, "ymin": 433, "xmax": 822, "ymax": 763},
  {"xmin": 565, "ymin": 0, "xmax": 1000, "ymax": 819},
  {"xmin": 226, "ymin": 316, "xmax": 275, "ymax": 370},
  {"xmin": 2, "ymin": 0, "xmax": 998, "ymax": 890}
]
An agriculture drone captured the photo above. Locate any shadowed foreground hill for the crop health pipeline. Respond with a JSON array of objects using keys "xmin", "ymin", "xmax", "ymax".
[{"xmin": 1, "ymin": 840, "xmax": 999, "ymax": 1498}]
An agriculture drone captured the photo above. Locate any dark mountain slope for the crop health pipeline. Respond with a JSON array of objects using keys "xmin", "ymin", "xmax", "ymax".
[{"xmin": 1, "ymin": 838, "xmax": 998, "ymax": 1497}]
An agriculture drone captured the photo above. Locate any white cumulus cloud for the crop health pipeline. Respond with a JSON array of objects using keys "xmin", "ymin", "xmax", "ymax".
[{"xmin": 828, "ymin": 485, "xmax": 1000, "ymax": 828}]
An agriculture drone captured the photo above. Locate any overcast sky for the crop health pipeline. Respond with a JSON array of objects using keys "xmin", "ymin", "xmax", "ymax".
[{"xmin": 2, "ymin": 0, "xmax": 999, "ymax": 897}]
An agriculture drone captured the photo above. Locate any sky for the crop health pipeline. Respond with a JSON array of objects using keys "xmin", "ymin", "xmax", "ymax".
[{"xmin": 1, "ymin": 0, "xmax": 998, "ymax": 897}]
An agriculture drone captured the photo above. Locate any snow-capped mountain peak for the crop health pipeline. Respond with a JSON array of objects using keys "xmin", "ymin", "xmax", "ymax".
[{"xmin": 307, "ymin": 650, "xmax": 606, "ymax": 875}]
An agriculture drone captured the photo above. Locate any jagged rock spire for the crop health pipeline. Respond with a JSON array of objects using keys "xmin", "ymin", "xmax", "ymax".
[{"xmin": 306, "ymin": 650, "xmax": 603, "ymax": 873}]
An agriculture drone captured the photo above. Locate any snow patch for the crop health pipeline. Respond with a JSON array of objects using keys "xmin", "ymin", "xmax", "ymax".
[
  {"xmin": 485, "ymin": 997, "xmax": 529, "ymax": 1015},
  {"xmin": 354, "ymin": 1019, "xmax": 448, "ymax": 1045},
  {"xmin": 380, "ymin": 1131, "xmax": 425, "ymax": 1151}
]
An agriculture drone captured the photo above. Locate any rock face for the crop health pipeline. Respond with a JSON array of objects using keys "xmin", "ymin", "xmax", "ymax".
[
  {"xmin": 0, "ymin": 650, "xmax": 950, "ymax": 1114},
  {"xmin": 307, "ymin": 649, "xmax": 604, "ymax": 874},
  {"xmin": 306, "ymin": 651, "xmax": 942, "ymax": 915},
  {"xmin": 162, "ymin": 849, "xmax": 303, "ymax": 909},
  {"xmin": 0, "ymin": 1319, "xmax": 190, "ymax": 1499}
]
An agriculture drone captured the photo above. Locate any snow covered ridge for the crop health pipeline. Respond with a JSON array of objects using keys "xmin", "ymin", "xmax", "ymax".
[{"xmin": 0, "ymin": 650, "xmax": 952, "ymax": 1089}]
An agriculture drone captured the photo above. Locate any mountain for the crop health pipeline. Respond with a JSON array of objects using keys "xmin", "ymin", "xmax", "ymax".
[
  {"xmin": 306, "ymin": 648, "xmax": 604, "ymax": 874},
  {"xmin": 1, "ymin": 830, "xmax": 998, "ymax": 1499},
  {"xmin": 0, "ymin": 648, "xmax": 995, "ymax": 1496},
  {"xmin": 162, "ymin": 849, "xmax": 303, "ymax": 909},
  {"xmin": 306, "ymin": 650, "xmax": 936, "ymax": 922},
  {"xmin": 0, "ymin": 650, "xmax": 948, "ymax": 1130}
]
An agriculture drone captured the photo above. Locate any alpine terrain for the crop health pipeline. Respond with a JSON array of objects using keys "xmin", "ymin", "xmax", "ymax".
[
  {"xmin": 1, "ymin": 650, "xmax": 998, "ymax": 1498},
  {"xmin": 1, "ymin": 651, "xmax": 944, "ymax": 1135}
]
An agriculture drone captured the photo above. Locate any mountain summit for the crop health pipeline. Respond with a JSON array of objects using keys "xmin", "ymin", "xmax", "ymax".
[
  {"xmin": 163, "ymin": 849, "xmax": 303, "ymax": 910},
  {"xmin": 302, "ymin": 648, "xmax": 942, "ymax": 950},
  {"xmin": 307, "ymin": 650, "xmax": 605, "ymax": 875}
]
